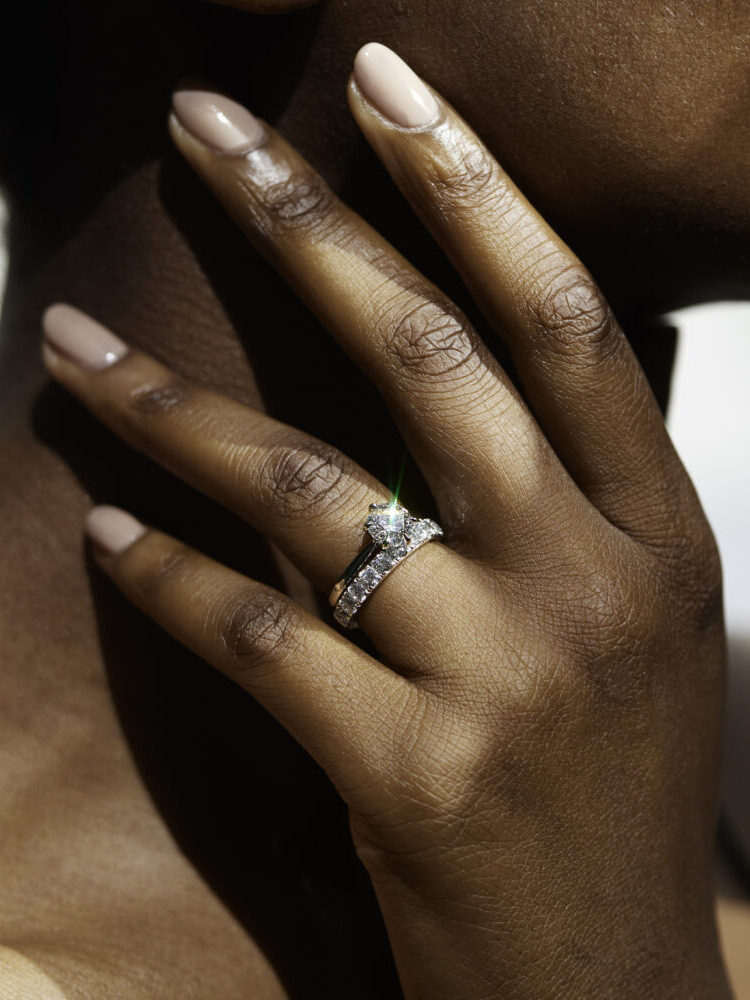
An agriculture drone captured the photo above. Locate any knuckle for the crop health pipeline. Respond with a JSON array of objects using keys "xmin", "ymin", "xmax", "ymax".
[
  {"xmin": 132, "ymin": 544, "xmax": 192, "ymax": 599},
  {"xmin": 118, "ymin": 375, "xmax": 198, "ymax": 455},
  {"xmin": 218, "ymin": 589, "xmax": 297, "ymax": 675},
  {"xmin": 258, "ymin": 168, "xmax": 340, "ymax": 239},
  {"xmin": 559, "ymin": 540, "xmax": 722, "ymax": 703},
  {"xmin": 128, "ymin": 378, "xmax": 192, "ymax": 418},
  {"xmin": 425, "ymin": 137, "xmax": 504, "ymax": 210},
  {"xmin": 379, "ymin": 294, "xmax": 484, "ymax": 384},
  {"xmin": 582, "ymin": 598, "xmax": 662, "ymax": 704},
  {"xmin": 537, "ymin": 557, "xmax": 664, "ymax": 706},
  {"xmin": 528, "ymin": 265, "xmax": 619, "ymax": 362},
  {"xmin": 255, "ymin": 435, "xmax": 356, "ymax": 518}
]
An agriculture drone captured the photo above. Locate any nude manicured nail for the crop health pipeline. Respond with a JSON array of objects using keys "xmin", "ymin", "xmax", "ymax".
[
  {"xmin": 43, "ymin": 304, "xmax": 128, "ymax": 371},
  {"xmin": 172, "ymin": 89, "xmax": 264, "ymax": 152},
  {"xmin": 353, "ymin": 43, "xmax": 438, "ymax": 128},
  {"xmin": 86, "ymin": 506, "xmax": 146, "ymax": 555}
]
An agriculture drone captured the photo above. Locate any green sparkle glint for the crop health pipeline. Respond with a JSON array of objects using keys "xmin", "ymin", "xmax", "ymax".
[{"xmin": 390, "ymin": 448, "xmax": 408, "ymax": 505}]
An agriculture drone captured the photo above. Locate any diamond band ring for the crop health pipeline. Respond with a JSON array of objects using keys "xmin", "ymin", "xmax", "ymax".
[{"xmin": 329, "ymin": 502, "xmax": 443, "ymax": 628}]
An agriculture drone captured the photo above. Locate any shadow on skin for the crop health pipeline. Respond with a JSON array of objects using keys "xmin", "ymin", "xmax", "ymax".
[
  {"xmin": 31, "ymin": 381, "xmax": 402, "ymax": 999},
  {"xmin": 27, "ymin": 57, "xmax": 419, "ymax": 984}
]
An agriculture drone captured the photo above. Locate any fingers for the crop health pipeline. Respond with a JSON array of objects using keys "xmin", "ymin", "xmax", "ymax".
[
  {"xmin": 348, "ymin": 43, "xmax": 688, "ymax": 544},
  {"xmin": 42, "ymin": 304, "xmax": 473, "ymax": 662},
  {"xmin": 42, "ymin": 305, "xmax": 387, "ymax": 590},
  {"xmin": 86, "ymin": 506, "xmax": 412, "ymax": 793},
  {"xmin": 168, "ymin": 88, "xmax": 564, "ymax": 544}
]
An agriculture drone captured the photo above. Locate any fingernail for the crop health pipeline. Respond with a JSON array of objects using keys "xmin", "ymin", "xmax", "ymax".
[
  {"xmin": 172, "ymin": 89, "xmax": 264, "ymax": 153},
  {"xmin": 43, "ymin": 304, "xmax": 128, "ymax": 371},
  {"xmin": 353, "ymin": 43, "xmax": 438, "ymax": 128},
  {"xmin": 86, "ymin": 506, "xmax": 146, "ymax": 555}
]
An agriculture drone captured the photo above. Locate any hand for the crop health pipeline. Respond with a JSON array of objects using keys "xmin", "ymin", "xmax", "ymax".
[{"xmin": 42, "ymin": 43, "xmax": 730, "ymax": 1000}]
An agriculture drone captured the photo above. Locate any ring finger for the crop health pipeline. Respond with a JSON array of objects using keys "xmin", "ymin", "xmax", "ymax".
[{"xmin": 42, "ymin": 304, "xmax": 474, "ymax": 665}]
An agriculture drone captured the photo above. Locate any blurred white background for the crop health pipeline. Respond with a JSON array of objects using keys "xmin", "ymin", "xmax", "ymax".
[
  {"xmin": 665, "ymin": 303, "xmax": 750, "ymax": 863},
  {"xmin": 0, "ymin": 195, "xmax": 748, "ymax": 856}
]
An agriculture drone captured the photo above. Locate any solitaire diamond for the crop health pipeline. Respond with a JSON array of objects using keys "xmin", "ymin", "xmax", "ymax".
[{"xmin": 365, "ymin": 502, "xmax": 407, "ymax": 548}]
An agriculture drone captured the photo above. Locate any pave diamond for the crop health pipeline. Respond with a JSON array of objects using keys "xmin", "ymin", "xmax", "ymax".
[
  {"xmin": 358, "ymin": 565, "xmax": 379, "ymax": 589},
  {"xmin": 406, "ymin": 517, "xmax": 441, "ymax": 546},
  {"xmin": 371, "ymin": 551, "xmax": 396, "ymax": 573},
  {"xmin": 334, "ymin": 605, "xmax": 354, "ymax": 625}
]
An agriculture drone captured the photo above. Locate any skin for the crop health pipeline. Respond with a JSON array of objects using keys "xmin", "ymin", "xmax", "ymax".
[
  {"xmin": 0, "ymin": 1, "xmax": 748, "ymax": 997},
  {"xmin": 39, "ymin": 74, "xmax": 732, "ymax": 998}
]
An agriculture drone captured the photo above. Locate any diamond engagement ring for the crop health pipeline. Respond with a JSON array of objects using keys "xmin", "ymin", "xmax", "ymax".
[{"xmin": 329, "ymin": 501, "xmax": 443, "ymax": 629}]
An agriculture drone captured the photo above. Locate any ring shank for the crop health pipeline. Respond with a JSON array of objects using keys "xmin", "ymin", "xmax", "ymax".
[{"xmin": 329, "ymin": 540, "xmax": 380, "ymax": 606}]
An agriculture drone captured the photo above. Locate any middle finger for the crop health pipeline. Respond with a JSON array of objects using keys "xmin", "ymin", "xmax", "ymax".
[{"xmin": 169, "ymin": 89, "xmax": 566, "ymax": 550}]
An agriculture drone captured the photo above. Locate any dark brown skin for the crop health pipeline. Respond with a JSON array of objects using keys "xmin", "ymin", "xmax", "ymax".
[{"xmin": 0, "ymin": 1, "xmax": 748, "ymax": 997}]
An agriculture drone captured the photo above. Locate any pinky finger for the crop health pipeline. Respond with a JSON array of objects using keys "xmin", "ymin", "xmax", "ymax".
[{"xmin": 86, "ymin": 505, "xmax": 413, "ymax": 796}]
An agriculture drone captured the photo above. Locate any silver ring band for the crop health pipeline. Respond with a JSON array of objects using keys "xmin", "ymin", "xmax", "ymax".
[{"xmin": 329, "ymin": 502, "xmax": 443, "ymax": 629}]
